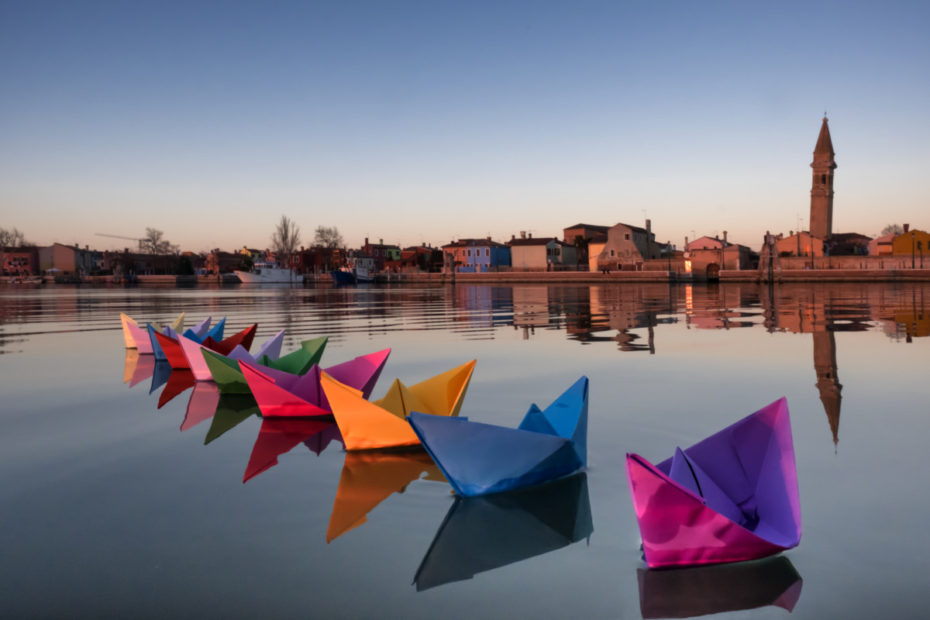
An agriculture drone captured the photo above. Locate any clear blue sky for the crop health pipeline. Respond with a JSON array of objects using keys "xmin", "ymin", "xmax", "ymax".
[{"xmin": 2, "ymin": 1, "xmax": 928, "ymax": 252}]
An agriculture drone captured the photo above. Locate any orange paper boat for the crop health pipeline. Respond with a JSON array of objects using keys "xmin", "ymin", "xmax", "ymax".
[{"xmin": 321, "ymin": 360, "xmax": 476, "ymax": 451}]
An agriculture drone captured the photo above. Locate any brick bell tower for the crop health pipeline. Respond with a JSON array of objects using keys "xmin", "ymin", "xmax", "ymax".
[{"xmin": 810, "ymin": 116, "xmax": 836, "ymax": 239}]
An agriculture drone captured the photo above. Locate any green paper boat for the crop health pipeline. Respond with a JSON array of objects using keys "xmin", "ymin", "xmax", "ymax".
[{"xmin": 202, "ymin": 336, "xmax": 328, "ymax": 394}]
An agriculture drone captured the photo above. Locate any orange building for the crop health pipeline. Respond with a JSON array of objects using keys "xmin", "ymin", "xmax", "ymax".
[{"xmin": 891, "ymin": 225, "xmax": 929, "ymax": 267}]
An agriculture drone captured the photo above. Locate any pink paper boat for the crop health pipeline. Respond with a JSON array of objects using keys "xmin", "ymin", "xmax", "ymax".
[
  {"xmin": 121, "ymin": 312, "xmax": 185, "ymax": 352},
  {"xmin": 239, "ymin": 348, "xmax": 391, "ymax": 418},
  {"xmin": 626, "ymin": 397, "xmax": 801, "ymax": 568},
  {"xmin": 179, "ymin": 330, "xmax": 285, "ymax": 381}
]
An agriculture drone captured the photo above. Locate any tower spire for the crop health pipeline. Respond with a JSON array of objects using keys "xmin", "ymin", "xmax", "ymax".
[{"xmin": 810, "ymin": 117, "xmax": 837, "ymax": 239}]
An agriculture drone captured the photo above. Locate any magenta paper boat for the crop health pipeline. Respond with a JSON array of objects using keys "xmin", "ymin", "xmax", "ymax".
[
  {"xmin": 240, "ymin": 348, "xmax": 391, "ymax": 418},
  {"xmin": 626, "ymin": 397, "xmax": 801, "ymax": 569},
  {"xmin": 179, "ymin": 329, "xmax": 285, "ymax": 381}
]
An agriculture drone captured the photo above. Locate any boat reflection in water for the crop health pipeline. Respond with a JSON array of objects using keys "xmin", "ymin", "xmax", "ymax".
[
  {"xmin": 149, "ymin": 360, "xmax": 174, "ymax": 394},
  {"xmin": 123, "ymin": 349, "xmax": 156, "ymax": 388},
  {"xmin": 181, "ymin": 382, "xmax": 221, "ymax": 432},
  {"xmin": 327, "ymin": 451, "xmax": 444, "ymax": 543},
  {"xmin": 414, "ymin": 472, "xmax": 593, "ymax": 591},
  {"xmin": 244, "ymin": 418, "xmax": 343, "ymax": 482},
  {"xmin": 637, "ymin": 555, "xmax": 802, "ymax": 618},
  {"xmin": 204, "ymin": 394, "xmax": 260, "ymax": 444}
]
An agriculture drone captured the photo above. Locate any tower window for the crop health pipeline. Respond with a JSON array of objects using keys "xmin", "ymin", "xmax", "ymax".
[{"xmin": 821, "ymin": 174, "xmax": 826, "ymax": 184}]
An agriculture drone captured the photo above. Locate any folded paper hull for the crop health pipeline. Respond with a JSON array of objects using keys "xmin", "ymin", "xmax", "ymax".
[
  {"xmin": 153, "ymin": 330, "xmax": 190, "ymax": 369},
  {"xmin": 321, "ymin": 359, "xmax": 476, "ymax": 451},
  {"xmin": 200, "ymin": 337, "xmax": 328, "ymax": 394},
  {"xmin": 408, "ymin": 376, "xmax": 588, "ymax": 496},
  {"xmin": 128, "ymin": 321, "xmax": 155, "ymax": 354},
  {"xmin": 626, "ymin": 397, "xmax": 801, "ymax": 568},
  {"xmin": 240, "ymin": 348, "xmax": 390, "ymax": 418},
  {"xmin": 180, "ymin": 329, "xmax": 287, "ymax": 381},
  {"xmin": 120, "ymin": 313, "xmax": 138, "ymax": 349}
]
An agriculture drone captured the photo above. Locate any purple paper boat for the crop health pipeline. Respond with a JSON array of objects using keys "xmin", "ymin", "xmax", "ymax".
[{"xmin": 626, "ymin": 397, "xmax": 801, "ymax": 568}]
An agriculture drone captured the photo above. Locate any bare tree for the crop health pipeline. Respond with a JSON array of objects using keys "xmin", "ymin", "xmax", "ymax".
[
  {"xmin": 272, "ymin": 215, "xmax": 301, "ymax": 266},
  {"xmin": 0, "ymin": 227, "xmax": 27, "ymax": 249},
  {"xmin": 881, "ymin": 224, "xmax": 903, "ymax": 236},
  {"xmin": 142, "ymin": 228, "xmax": 178, "ymax": 254},
  {"xmin": 313, "ymin": 225, "xmax": 344, "ymax": 249}
]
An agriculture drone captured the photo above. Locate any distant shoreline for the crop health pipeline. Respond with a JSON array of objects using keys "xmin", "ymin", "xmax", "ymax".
[{"xmin": 6, "ymin": 269, "xmax": 930, "ymax": 287}]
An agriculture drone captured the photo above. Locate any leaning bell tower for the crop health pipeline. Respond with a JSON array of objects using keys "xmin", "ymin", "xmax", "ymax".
[{"xmin": 810, "ymin": 117, "xmax": 836, "ymax": 239}]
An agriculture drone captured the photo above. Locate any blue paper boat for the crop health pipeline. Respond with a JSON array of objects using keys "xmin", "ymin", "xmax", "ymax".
[{"xmin": 407, "ymin": 376, "xmax": 588, "ymax": 496}]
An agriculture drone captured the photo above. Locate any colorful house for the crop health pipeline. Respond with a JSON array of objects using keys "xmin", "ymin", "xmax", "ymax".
[
  {"xmin": 891, "ymin": 225, "xmax": 929, "ymax": 267},
  {"xmin": 596, "ymin": 221, "xmax": 660, "ymax": 271},
  {"xmin": 509, "ymin": 233, "xmax": 576, "ymax": 271},
  {"xmin": 563, "ymin": 223, "xmax": 609, "ymax": 271},
  {"xmin": 442, "ymin": 238, "xmax": 511, "ymax": 273}
]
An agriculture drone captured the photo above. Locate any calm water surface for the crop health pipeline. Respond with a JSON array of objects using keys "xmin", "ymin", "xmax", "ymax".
[{"xmin": 1, "ymin": 282, "xmax": 928, "ymax": 619}]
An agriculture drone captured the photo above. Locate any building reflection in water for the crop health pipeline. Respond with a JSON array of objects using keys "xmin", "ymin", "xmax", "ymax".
[
  {"xmin": 108, "ymin": 282, "xmax": 929, "ymax": 460},
  {"xmin": 813, "ymin": 331, "xmax": 842, "ymax": 448}
]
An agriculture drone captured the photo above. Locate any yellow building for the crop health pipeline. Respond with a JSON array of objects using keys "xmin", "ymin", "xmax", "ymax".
[{"xmin": 891, "ymin": 227, "xmax": 929, "ymax": 266}]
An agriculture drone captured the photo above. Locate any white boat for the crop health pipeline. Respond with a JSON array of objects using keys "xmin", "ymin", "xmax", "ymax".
[{"xmin": 234, "ymin": 262, "xmax": 299, "ymax": 284}]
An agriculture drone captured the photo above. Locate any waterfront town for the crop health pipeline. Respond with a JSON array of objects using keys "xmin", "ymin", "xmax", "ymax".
[{"xmin": 2, "ymin": 118, "xmax": 928, "ymax": 285}]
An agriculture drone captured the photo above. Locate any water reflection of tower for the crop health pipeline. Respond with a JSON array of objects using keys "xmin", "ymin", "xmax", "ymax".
[{"xmin": 813, "ymin": 331, "xmax": 842, "ymax": 448}]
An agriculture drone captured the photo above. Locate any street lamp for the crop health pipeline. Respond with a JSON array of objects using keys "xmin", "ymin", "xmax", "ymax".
[{"xmin": 912, "ymin": 231, "xmax": 916, "ymax": 269}]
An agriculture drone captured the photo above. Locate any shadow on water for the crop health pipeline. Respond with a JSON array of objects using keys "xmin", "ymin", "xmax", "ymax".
[
  {"xmin": 413, "ymin": 472, "xmax": 593, "ymax": 591},
  {"xmin": 637, "ymin": 555, "xmax": 802, "ymax": 618}
]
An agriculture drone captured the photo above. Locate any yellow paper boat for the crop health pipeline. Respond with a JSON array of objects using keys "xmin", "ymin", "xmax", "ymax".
[
  {"xmin": 321, "ymin": 359, "xmax": 476, "ymax": 451},
  {"xmin": 120, "ymin": 312, "xmax": 185, "ymax": 349}
]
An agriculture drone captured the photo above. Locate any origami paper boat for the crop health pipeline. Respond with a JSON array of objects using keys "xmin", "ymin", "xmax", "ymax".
[
  {"xmin": 327, "ymin": 451, "xmax": 443, "ymax": 543},
  {"xmin": 240, "ymin": 348, "xmax": 391, "ymax": 418},
  {"xmin": 321, "ymin": 359, "xmax": 476, "ymax": 451},
  {"xmin": 408, "ymin": 375, "xmax": 588, "ymax": 496},
  {"xmin": 178, "ymin": 329, "xmax": 285, "ymax": 379},
  {"xmin": 201, "ymin": 323, "xmax": 257, "ymax": 356},
  {"xmin": 121, "ymin": 312, "xmax": 185, "ymax": 353},
  {"xmin": 182, "ymin": 316, "xmax": 221, "ymax": 343},
  {"xmin": 414, "ymin": 471, "xmax": 592, "ymax": 591},
  {"xmin": 153, "ymin": 323, "xmax": 259, "ymax": 369},
  {"xmin": 200, "ymin": 336, "xmax": 328, "ymax": 394},
  {"xmin": 243, "ymin": 418, "xmax": 343, "ymax": 482},
  {"xmin": 625, "ymin": 397, "xmax": 801, "ymax": 568},
  {"xmin": 637, "ymin": 556, "xmax": 802, "ymax": 618}
]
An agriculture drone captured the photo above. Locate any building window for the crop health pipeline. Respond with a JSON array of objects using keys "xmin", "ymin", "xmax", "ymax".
[
  {"xmin": 821, "ymin": 174, "xmax": 826, "ymax": 184},
  {"xmin": 625, "ymin": 234, "xmax": 630, "ymax": 240},
  {"xmin": 610, "ymin": 250, "xmax": 615, "ymax": 257},
  {"xmin": 485, "ymin": 248, "xmax": 489, "ymax": 256}
]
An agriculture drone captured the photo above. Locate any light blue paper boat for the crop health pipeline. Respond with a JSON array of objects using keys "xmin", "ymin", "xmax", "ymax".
[{"xmin": 407, "ymin": 376, "xmax": 588, "ymax": 497}]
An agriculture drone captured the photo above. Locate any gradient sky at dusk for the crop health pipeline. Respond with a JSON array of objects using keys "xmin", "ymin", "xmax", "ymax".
[{"xmin": 2, "ymin": 1, "xmax": 928, "ymax": 252}]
